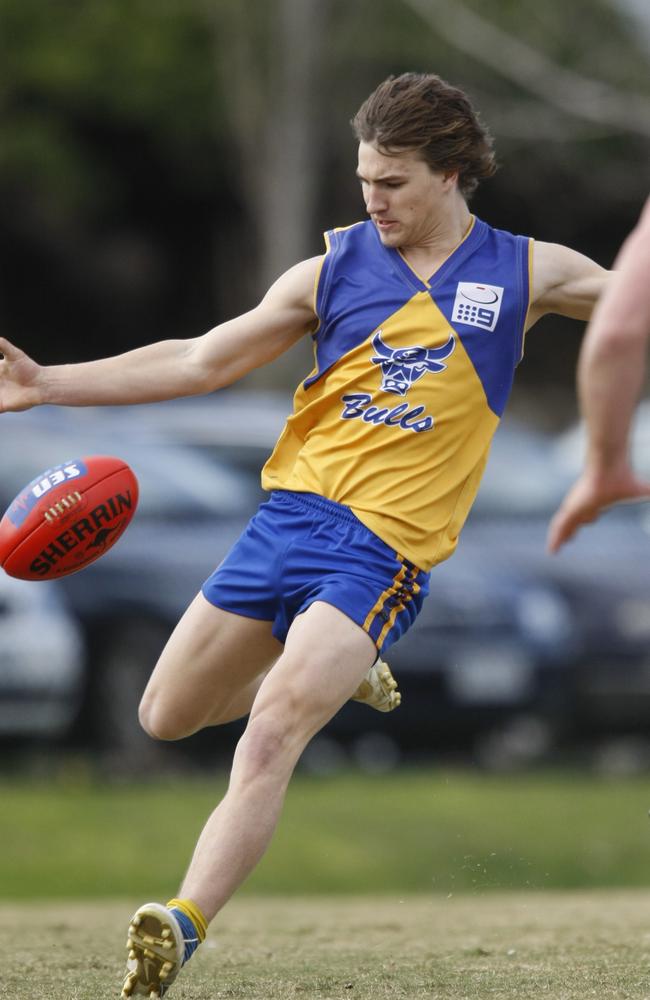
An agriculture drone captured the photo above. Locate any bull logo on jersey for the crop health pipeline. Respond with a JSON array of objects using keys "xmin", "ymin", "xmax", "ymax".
[{"xmin": 371, "ymin": 330, "xmax": 455, "ymax": 396}]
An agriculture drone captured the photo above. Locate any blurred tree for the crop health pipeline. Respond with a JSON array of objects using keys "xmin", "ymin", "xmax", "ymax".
[
  {"xmin": 204, "ymin": 0, "xmax": 330, "ymax": 382},
  {"xmin": 0, "ymin": 0, "xmax": 648, "ymax": 412},
  {"xmin": 387, "ymin": 0, "xmax": 650, "ymax": 415},
  {"xmin": 0, "ymin": 0, "xmax": 223, "ymax": 359},
  {"xmin": 403, "ymin": 0, "xmax": 650, "ymax": 137},
  {"xmin": 208, "ymin": 0, "xmax": 329, "ymax": 296}
]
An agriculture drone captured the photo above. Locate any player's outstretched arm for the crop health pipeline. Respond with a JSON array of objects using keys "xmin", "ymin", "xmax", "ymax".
[
  {"xmin": 527, "ymin": 241, "xmax": 609, "ymax": 329},
  {"xmin": 0, "ymin": 338, "xmax": 43, "ymax": 413},
  {"xmin": 0, "ymin": 256, "xmax": 321, "ymax": 413}
]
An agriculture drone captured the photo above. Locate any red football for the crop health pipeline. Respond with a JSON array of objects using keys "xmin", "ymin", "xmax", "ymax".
[{"xmin": 0, "ymin": 455, "xmax": 139, "ymax": 581}]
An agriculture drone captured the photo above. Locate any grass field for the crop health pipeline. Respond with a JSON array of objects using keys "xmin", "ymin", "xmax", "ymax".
[
  {"xmin": 3, "ymin": 892, "xmax": 650, "ymax": 999},
  {"xmin": 3, "ymin": 767, "xmax": 650, "ymax": 997},
  {"xmin": 1, "ymin": 768, "xmax": 649, "ymax": 898}
]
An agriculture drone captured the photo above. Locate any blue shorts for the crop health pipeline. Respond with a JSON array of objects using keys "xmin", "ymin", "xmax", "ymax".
[{"xmin": 202, "ymin": 490, "xmax": 429, "ymax": 654}]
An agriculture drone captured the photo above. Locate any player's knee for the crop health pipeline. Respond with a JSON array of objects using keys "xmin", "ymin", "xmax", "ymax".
[
  {"xmin": 138, "ymin": 692, "xmax": 187, "ymax": 742},
  {"xmin": 234, "ymin": 713, "xmax": 296, "ymax": 779}
]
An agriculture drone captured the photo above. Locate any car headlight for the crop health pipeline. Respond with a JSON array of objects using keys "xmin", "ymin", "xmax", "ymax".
[
  {"xmin": 515, "ymin": 587, "xmax": 573, "ymax": 647},
  {"xmin": 614, "ymin": 598, "xmax": 650, "ymax": 642}
]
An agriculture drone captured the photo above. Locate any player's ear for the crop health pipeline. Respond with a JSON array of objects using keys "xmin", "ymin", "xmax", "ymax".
[{"xmin": 441, "ymin": 170, "xmax": 459, "ymax": 189}]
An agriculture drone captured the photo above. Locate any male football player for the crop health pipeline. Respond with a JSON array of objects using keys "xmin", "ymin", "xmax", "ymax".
[{"xmin": 0, "ymin": 73, "xmax": 609, "ymax": 998}]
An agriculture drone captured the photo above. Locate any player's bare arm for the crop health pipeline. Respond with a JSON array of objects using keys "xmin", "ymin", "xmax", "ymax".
[
  {"xmin": 547, "ymin": 197, "xmax": 650, "ymax": 552},
  {"xmin": 526, "ymin": 241, "xmax": 609, "ymax": 328},
  {"xmin": 0, "ymin": 256, "xmax": 322, "ymax": 413},
  {"xmin": 574, "ymin": 199, "xmax": 650, "ymax": 473}
]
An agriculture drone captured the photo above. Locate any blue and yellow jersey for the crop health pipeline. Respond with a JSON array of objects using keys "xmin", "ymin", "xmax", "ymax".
[{"xmin": 262, "ymin": 216, "xmax": 533, "ymax": 571}]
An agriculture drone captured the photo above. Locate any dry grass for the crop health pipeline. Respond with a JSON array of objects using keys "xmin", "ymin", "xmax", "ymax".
[{"xmin": 3, "ymin": 891, "xmax": 650, "ymax": 999}]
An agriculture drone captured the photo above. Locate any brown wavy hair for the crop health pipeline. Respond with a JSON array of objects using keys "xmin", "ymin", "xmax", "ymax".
[{"xmin": 351, "ymin": 73, "xmax": 497, "ymax": 199}]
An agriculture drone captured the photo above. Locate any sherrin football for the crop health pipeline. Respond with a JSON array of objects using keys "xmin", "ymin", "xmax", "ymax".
[{"xmin": 0, "ymin": 455, "xmax": 139, "ymax": 581}]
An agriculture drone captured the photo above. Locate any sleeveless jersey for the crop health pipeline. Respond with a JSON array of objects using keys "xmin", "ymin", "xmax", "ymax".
[{"xmin": 262, "ymin": 216, "xmax": 533, "ymax": 571}]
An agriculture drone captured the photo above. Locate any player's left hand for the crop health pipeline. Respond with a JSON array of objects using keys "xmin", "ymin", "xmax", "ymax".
[
  {"xmin": 547, "ymin": 463, "xmax": 650, "ymax": 552},
  {"xmin": 0, "ymin": 338, "xmax": 43, "ymax": 413}
]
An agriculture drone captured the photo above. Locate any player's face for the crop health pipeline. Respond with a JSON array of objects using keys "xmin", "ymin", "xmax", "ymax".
[{"xmin": 357, "ymin": 142, "xmax": 455, "ymax": 249}]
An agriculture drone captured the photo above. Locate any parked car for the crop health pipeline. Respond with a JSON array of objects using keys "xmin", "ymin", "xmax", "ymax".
[
  {"xmin": 0, "ymin": 572, "xmax": 84, "ymax": 741},
  {"xmin": 5, "ymin": 397, "xmax": 650, "ymax": 768},
  {"xmin": 0, "ymin": 408, "xmax": 262, "ymax": 759},
  {"xmin": 328, "ymin": 419, "xmax": 581, "ymax": 763},
  {"xmin": 547, "ymin": 410, "xmax": 650, "ymax": 747},
  {"xmin": 367, "ymin": 411, "xmax": 650, "ymax": 764},
  {"xmin": 38, "ymin": 398, "xmax": 586, "ymax": 763}
]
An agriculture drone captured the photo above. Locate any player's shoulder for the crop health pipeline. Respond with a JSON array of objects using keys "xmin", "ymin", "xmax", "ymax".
[
  {"xmin": 271, "ymin": 254, "xmax": 324, "ymax": 290},
  {"xmin": 322, "ymin": 220, "xmax": 374, "ymax": 251},
  {"xmin": 260, "ymin": 255, "xmax": 325, "ymax": 318},
  {"xmin": 325, "ymin": 220, "xmax": 369, "ymax": 238},
  {"xmin": 472, "ymin": 215, "xmax": 531, "ymax": 246},
  {"xmin": 531, "ymin": 240, "xmax": 603, "ymax": 288},
  {"xmin": 638, "ymin": 195, "xmax": 650, "ymax": 228}
]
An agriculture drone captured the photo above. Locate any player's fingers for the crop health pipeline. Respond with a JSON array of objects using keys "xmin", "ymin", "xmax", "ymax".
[
  {"xmin": 547, "ymin": 495, "xmax": 599, "ymax": 553},
  {"xmin": 630, "ymin": 479, "xmax": 650, "ymax": 501},
  {"xmin": 546, "ymin": 508, "xmax": 579, "ymax": 554},
  {"xmin": 0, "ymin": 337, "xmax": 21, "ymax": 361}
]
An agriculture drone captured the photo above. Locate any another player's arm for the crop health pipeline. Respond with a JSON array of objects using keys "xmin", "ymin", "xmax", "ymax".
[
  {"xmin": 547, "ymin": 198, "xmax": 650, "ymax": 552},
  {"xmin": 573, "ymin": 198, "xmax": 650, "ymax": 471},
  {"xmin": 0, "ymin": 256, "xmax": 322, "ymax": 412},
  {"xmin": 526, "ymin": 241, "xmax": 609, "ymax": 329}
]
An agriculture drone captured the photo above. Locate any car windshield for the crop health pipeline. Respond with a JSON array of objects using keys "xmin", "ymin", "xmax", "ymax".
[
  {"xmin": 0, "ymin": 416, "xmax": 256, "ymax": 519},
  {"xmin": 471, "ymin": 422, "xmax": 568, "ymax": 517},
  {"xmin": 554, "ymin": 402, "xmax": 650, "ymax": 482}
]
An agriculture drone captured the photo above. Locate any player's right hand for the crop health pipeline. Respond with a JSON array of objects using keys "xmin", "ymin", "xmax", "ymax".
[
  {"xmin": 0, "ymin": 338, "xmax": 43, "ymax": 413},
  {"xmin": 547, "ymin": 463, "xmax": 650, "ymax": 553}
]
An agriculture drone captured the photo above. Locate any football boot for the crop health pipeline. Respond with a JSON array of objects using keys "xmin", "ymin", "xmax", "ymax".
[{"xmin": 352, "ymin": 657, "xmax": 401, "ymax": 712}]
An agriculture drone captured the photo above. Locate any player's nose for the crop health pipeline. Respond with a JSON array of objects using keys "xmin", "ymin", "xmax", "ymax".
[{"xmin": 365, "ymin": 185, "xmax": 387, "ymax": 214}]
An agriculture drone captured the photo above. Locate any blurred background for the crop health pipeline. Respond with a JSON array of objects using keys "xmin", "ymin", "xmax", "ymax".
[{"xmin": 1, "ymin": 0, "xmax": 650, "ymax": 790}]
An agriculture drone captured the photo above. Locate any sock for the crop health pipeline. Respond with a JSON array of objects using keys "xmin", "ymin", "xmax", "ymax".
[{"xmin": 166, "ymin": 897, "xmax": 208, "ymax": 965}]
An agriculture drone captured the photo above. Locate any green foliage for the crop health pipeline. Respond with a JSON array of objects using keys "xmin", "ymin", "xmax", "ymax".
[
  {"xmin": 0, "ymin": 0, "xmax": 215, "ymax": 129},
  {"xmin": 0, "ymin": 0, "xmax": 648, "ymax": 376},
  {"xmin": 2, "ymin": 0, "xmax": 646, "ymax": 223},
  {"xmin": 0, "ymin": 0, "xmax": 217, "ymax": 218}
]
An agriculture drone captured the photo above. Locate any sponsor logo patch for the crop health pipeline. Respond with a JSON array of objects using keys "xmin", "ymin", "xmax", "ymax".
[{"xmin": 451, "ymin": 282, "xmax": 504, "ymax": 332}]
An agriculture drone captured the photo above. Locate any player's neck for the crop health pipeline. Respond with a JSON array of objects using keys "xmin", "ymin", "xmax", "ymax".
[{"xmin": 400, "ymin": 202, "xmax": 472, "ymax": 280}]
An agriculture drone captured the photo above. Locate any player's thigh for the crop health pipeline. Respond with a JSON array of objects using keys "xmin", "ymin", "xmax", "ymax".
[
  {"xmin": 247, "ymin": 600, "xmax": 377, "ymax": 748},
  {"xmin": 140, "ymin": 591, "xmax": 282, "ymax": 738}
]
